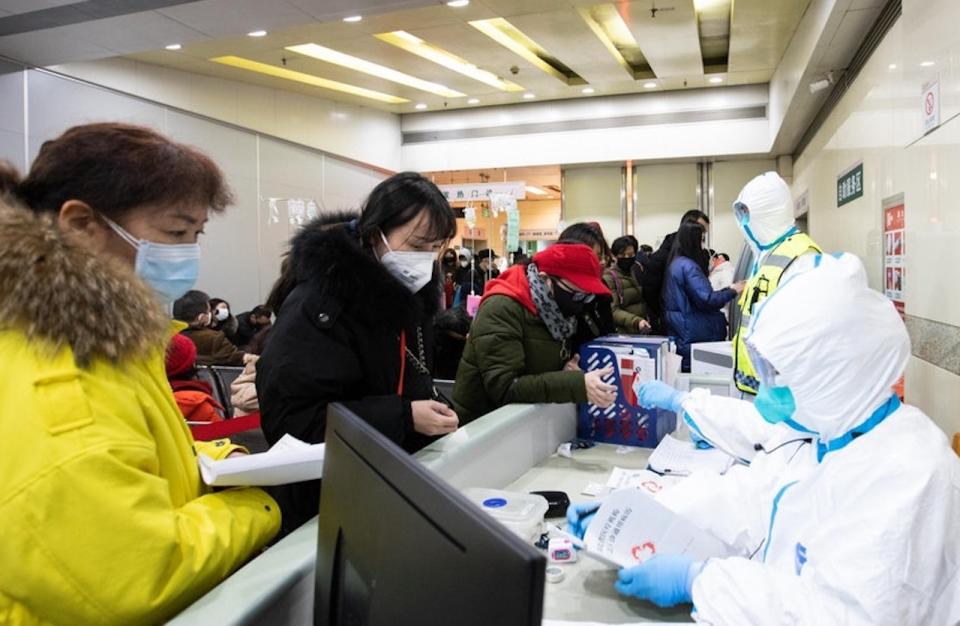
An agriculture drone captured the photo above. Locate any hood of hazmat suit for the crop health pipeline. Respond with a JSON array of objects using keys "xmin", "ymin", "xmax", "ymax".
[{"xmin": 734, "ymin": 172, "xmax": 796, "ymax": 251}]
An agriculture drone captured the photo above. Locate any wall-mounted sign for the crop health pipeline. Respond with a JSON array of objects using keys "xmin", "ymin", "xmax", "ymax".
[
  {"xmin": 519, "ymin": 228, "xmax": 559, "ymax": 240},
  {"xmin": 438, "ymin": 181, "xmax": 526, "ymax": 202},
  {"xmin": 837, "ymin": 162, "xmax": 864, "ymax": 207},
  {"xmin": 882, "ymin": 192, "xmax": 906, "ymax": 399},
  {"xmin": 462, "ymin": 226, "xmax": 487, "ymax": 239},
  {"xmin": 922, "ymin": 77, "xmax": 940, "ymax": 135},
  {"xmin": 794, "ymin": 189, "xmax": 810, "ymax": 218}
]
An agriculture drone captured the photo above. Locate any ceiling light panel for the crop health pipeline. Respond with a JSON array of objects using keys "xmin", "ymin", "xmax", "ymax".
[
  {"xmin": 578, "ymin": 4, "xmax": 654, "ymax": 80},
  {"xmin": 375, "ymin": 31, "xmax": 525, "ymax": 92},
  {"xmin": 469, "ymin": 18, "xmax": 586, "ymax": 86},
  {"xmin": 695, "ymin": 0, "xmax": 732, "ymax": 72},
  {"xmin": 619, "ymin": 0, "xmax": 705, "ymax": 77},
  {"xmin": 210, "ymin": 55, "xmax": 409, "ymax": 104},
  {"xmin": 286, "ymin": 43, "xmax": 466, "ymax": 98}
]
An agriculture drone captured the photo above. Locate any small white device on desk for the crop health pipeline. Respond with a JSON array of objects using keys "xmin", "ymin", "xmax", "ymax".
[{"xmin": 463, "ymin": 487, "xmax": 548, "ymax": 543}]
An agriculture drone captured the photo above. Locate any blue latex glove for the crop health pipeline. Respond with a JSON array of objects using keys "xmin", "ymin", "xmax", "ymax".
[
  {"xmin": 637, "ymin": 380, "xmax": 687, "ymax": 413},
  {"xmin": 614, "ymin": 554, "xmax": 701, "ymax": 607},
  {"xmin": 565, "ymin": 501, "xmax": 600, "ymax": 540},
  {"xmin": 688, "ymin": 427, "xmax": 714, "ymax": 449}
]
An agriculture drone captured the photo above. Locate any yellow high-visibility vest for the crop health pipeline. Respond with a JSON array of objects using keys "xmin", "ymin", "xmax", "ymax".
[{"xmin": 733, "ymin": 232, "xmax": 822, "ymax": 394}]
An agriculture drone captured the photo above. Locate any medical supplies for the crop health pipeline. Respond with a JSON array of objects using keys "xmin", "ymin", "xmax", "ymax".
[{"xmin": 463, "ymin": 488, "xmax": 548, "ymax": 543}]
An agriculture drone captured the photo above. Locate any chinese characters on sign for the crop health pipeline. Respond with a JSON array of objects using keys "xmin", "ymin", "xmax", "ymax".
[
  {"xmin": 882, "ymin": 193, "xmax": 906, "ymax": 400},
  {"xmin": 437, "ymin": 181, "xmax": 526, "ymax": 202},
  {"xmin": 922, "ymin": 78, "xmax": 940, "ymax": 134},
  {"xmin": 837, "ymin": 162, "xmax": 864, "ymax": 207}
]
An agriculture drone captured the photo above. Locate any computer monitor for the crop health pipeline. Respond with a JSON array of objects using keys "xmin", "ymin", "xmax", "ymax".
[{"xmin": 316, "ymin": 403, "xmax": 546, "ymax": 626}]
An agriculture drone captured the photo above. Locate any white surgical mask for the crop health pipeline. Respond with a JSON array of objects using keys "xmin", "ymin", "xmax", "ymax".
[
  {"xmin": 379, "ymin": 231, "xmax": 436, "ymax": 293},
  {"xmin": 103, "ymin": 215, "xmax": 201, "ymax": 306},
  {"xmin": 459, "ymin": 260, "xmax": 469, "ymax": 268},
  {"xmin": 215, "ymin": 307, "xmax": 229, "ymax": 321}
]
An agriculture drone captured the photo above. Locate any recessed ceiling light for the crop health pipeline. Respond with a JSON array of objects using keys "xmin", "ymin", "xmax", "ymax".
[
  {"xmin": 888, "ymin": 63, "xmax": 897, "ymax": 70},
  {"xmin": 470, "ymin": 18, "xmax": 585, "ymax": 85},
  {"xmin": 467, "ymin": 97, "xmax": 480, "ymax": 104},
  {"xmin": 165, "ymin": 43, "xmax": 182, "ymax": 50},
  {"xmin": 920, "ymin": 60, "xmax": 935, "ymax": 67},
  {"xmin": 286, "ymin": 43, "xmax": 466, "ymax": 98},
  {"xmin": 343, "ymin": 15, "xmax": 362, "ymax": 23},
  {"xmin": 247, "ymin": 30, "xmax": 267, "ymax": 37},
  {"xmin": 415, "ymin": 103, "xmax": 428, "ymax": 110},
  {"xmin": 708, "ymin": 76, "xmax": 723, "ymax": 84},
  {"xmin": 643, "ymin": 81, "xmax": 657, "ymax": 89},
  {"xmin": 525, "ymin": 185, "xmax": 548, "ymax": 195},
  {"xmin": 581, "ymin": 87, "xmax": 595, "ymax": 94},
  {"xmin": 209, "ymin": 55, "xmax": 409, "ymax": 104},
  {"xmin": 523, "ymin": 92, "xmax": 536, "ymax": 99},
  {"xmin": 447, "ymin": 0, "xmax": 470, "ymax": 6}
]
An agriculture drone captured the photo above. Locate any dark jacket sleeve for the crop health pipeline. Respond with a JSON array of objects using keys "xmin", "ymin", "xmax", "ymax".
[
  {"xmin": 681, "ymin": 261, "xmax": 736, "ymax": 312},
  {"xmin": 211, "ymin": 332, "xmax": 247, "ymax": 366},
  {"xmin": 472, "ymin": 298, "xmax": 586, "ymax": 405},
  {"xmin": 256, "ymin": 300, "xmax": 411, "ymax": 446}
]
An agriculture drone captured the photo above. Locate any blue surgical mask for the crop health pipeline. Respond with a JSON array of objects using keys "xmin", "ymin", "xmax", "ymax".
[
  {"xmin": 104, "ymin": 216, "xmax": 201, "ymax": 306},
  {"xmin": 755, "ymin": 384, "xmax": 797, "ymax": 425}
]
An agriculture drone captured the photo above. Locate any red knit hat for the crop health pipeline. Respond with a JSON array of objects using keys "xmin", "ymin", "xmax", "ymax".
[
  {"xmin": 166, "ymin": 334, "xmax": 198, "ymax": 378},
  {"xmin": 533, "ymin": 243, "xmax": 611, "ymax": 296}
]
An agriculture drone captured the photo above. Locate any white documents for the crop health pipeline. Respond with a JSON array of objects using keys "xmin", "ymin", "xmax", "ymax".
[
  {"xmin": 198, "ymin": 434, "xmax": 325, "ymax": 487},
  {"xmin": 606, "ymin": 467, "xmax": 682, "ymax": 495},
  {"xmin": 647, "ymin": 433, "xmax": 736, "ymax": 476},
  {"xmin": 581, "ymin": 488, "xmax": 734, "ymax": 569}
]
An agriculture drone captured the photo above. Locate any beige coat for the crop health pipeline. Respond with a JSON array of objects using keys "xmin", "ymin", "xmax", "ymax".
[{"xmin": 231, "ymin": 355, "xmax": 260, "ymax": 416}]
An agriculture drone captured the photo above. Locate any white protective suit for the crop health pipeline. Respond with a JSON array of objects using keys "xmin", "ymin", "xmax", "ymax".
[
  {"xmin": 682, "ymin": 172, "xmax": 821, "ymax": 462},
  {"xmin": 658, "ymin": 253, "xmax": 960, "ymax": 625}
]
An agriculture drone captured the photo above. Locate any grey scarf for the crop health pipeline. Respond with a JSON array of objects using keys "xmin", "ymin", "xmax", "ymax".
[{"xmin": 527, "ymin": 263, "xmax": 577, "ymax": 348}]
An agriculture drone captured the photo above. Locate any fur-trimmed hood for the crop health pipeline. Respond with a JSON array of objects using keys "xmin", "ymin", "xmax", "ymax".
[
  {"xmin": 0, "ymin": 199, "xmax": 170, "ymax": 365},
  {"xmin": 289, "ymin": 210, "xmax": 440, "ymax": 329}
]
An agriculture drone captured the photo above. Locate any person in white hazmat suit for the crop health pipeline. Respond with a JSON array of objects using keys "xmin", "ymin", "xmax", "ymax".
[
  {"xmin": 569, "ymin": 253, "xmax": 960, "ymax": 624},
  {"xmin": 669, "ymin": 172, "xmax": 824, "ymax": 463}
]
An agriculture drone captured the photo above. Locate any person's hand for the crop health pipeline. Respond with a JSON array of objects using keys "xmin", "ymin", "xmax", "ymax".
[
  {"xmin": 411, "ymin": 400, "xmax": 459, "ymax": 436},
  {"xmin": 585, "ymin": 367, "xmax": 617, "ymax": 408},
  {"xmin": 564, "ymin": 354, "xmax": 581, "ymax": 372},
  {"xmin": 227, "ymin": 450, "xmax": 248, "ymax": 459},
  {"xmin": 614, "ymin": 554, "xmax": 701, "ymax": 607},
  {"xmin": 565, "ymin": 501, "xmax": 600, "ymax": 539},
  {"xmin": 636, "ymin": 380, "xmax": 687, "ymax": 413},
  {"xmin": 731, "ymin": 281, "xmax": 746, "ymax": 295},
  {"xmin": 636, "ymin": 318, "xmax": 652, "ymax": 333}
]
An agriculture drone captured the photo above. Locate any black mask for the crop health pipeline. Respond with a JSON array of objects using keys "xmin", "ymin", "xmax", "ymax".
[
  {"xmin": 552, "ymin": 284, "xmax": 590, "ymax": 317},
  {"xmin": 617, "ymin": 257, "xmax": 634, "ymax": 274},
  {"xmin": 443, "ymin": 256, "xmax": 456, "ymax": 265}
]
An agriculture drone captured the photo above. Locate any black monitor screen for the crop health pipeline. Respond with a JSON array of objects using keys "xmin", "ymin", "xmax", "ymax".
[{"xmin": 316, "ymin": 403, "xmax": 546, "ymax": 626}]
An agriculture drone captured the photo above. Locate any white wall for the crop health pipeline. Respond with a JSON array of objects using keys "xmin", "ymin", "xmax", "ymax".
[
  {"xmin": 50, "ymin": 57, "xmax": 402, "ymax": 172},
  {"xmin": 633, "ymin": 163, "xmax": 699, "ymax": 250},
  {"xmin": 401, "ymin": 85, "xmax": 770, "ymax": 171},
  {"xmin": 562, "ymin": 166, "xmax": 623, "ymax": 242},
  {"xmin": 791, "ymin": 0, "xmax": 960, "ymax": 437},
  {"xmin": 0, "ymin": 67, "xmax": 386, "ymax": 312}
]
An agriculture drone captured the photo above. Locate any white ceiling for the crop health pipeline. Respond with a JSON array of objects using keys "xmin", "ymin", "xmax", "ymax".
[{"xmin": 0, "ymin": 0, "xmax": 817, "ymax": 113}]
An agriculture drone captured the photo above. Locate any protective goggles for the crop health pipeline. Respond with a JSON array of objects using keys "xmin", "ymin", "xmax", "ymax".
[
  {"xmin": 555, "ymin": 281, "xmax": 595, "ymax": 303},
  {"xmin": 733, "ymin": 201, "xmax": 750, "ymax": 224},
  {"xmin": 746, "ymin": 342, "xmax": 781, "ymax": 388}
]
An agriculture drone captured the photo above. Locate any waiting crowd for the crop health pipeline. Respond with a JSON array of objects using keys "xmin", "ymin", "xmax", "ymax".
[{"xmin": 1, "ymin": 122, "xmax": 956, "ymax": 626}]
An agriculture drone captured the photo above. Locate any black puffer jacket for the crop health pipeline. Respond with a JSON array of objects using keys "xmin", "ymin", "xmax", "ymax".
[{"xmin": 257, "ymin": 211, "xmax": 441, "ymax": 532}]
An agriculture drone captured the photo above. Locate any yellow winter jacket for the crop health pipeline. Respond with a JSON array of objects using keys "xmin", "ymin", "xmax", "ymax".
[{"xmin": 0, "ymin": 203, "xmax": 280, "ymax": 625}]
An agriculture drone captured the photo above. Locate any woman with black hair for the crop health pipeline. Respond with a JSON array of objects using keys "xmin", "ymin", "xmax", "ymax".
[
  {"xmin": 663, "ymin": 222, "xmax": 744, "ymax": 371},
  {"xmin": 557, "ymin": 222, "xmax": 615, "ymax": 348},
  {"xmin": 256, "ymin": 171, "xmax": 460, "ymax": 532},
  {"xmin": 209, "ymin": 296, "xmax": 238, "ymax": 341}
]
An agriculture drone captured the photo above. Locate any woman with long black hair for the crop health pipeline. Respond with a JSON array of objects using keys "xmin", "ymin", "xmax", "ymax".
[
  {"xmin": 257, "ymin": 171, "xmax": 460, "ymax": 532},
  {"xmin": 662, "ymin": 221, "xmax": 743, "ymax": 371}
]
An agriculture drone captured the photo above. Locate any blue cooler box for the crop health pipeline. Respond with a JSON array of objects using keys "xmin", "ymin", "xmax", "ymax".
[{"xmin": 578, "ymin": 335, "xmax": 678, "ymax": 448}]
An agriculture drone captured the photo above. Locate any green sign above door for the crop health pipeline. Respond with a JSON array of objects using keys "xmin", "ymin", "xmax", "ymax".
[{"xmin": 837, "ymin": 163, "xmax": 864, "ymax": 207}]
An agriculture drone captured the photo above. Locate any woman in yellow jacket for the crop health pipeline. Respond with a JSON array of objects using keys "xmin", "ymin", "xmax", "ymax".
[{"xmin": 0, "ymin": 123, "xmax": 280, "ymax": 625}]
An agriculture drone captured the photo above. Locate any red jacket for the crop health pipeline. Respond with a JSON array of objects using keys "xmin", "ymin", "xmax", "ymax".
[{"xmin": 480, "ymin": 264, "xmax": 537, "ymax": 316}]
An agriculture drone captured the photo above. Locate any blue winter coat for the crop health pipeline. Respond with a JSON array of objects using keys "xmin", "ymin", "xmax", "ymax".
[{"xmin": 663, "ymin": 256, "xmax": 737, "ymax": 370}]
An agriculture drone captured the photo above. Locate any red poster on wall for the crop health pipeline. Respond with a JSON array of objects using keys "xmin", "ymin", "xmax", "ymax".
[{"xmin": 882, "ymin": 194, "xmax": 906, "ymax": 400}]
